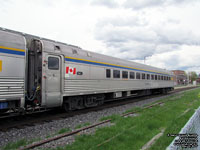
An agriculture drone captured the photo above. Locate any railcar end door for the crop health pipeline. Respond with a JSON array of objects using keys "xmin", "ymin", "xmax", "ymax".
[{"xmin": 45, "ymin": 55, "xmax": 61, "ymax": 107}]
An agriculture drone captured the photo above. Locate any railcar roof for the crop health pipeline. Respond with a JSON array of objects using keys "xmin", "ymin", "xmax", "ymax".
[
  {"xmin": 0, "ymin": 27, "xmax": 172, "ymax": 75},
  {"xmin": 0, "ymin": 27, "xmax": 80, "ymax": 49}
]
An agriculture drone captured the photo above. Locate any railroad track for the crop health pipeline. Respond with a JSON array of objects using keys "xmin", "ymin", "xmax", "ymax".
[
  {"xmin": 18, "ymin": 101, "xmax": 167, "ymax": 150},
  {"xmin": 18, "ymin": 86, "xmax": 199, "ymax": 150},
  {"xmin": 0, "ymin": 86, "xmax": 198, "ymax": 132}
]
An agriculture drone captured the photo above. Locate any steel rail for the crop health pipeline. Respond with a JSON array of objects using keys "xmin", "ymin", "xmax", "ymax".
[{"xmin": 19, "ymin": 119, "xmax": 111, "ymax": 150}]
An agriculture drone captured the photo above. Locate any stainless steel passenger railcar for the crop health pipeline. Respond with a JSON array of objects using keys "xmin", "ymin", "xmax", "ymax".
[{"xmin": 0, "ymin": 28, "xmax": 174, "ymax": 113}]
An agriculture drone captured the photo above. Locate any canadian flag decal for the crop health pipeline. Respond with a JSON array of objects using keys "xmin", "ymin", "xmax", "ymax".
[{"xmin": 66, "ymin": 66, "xmax": 76, "ymax": 75}]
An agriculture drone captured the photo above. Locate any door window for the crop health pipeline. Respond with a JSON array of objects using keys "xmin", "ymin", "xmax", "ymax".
[{"xmin": 48, "ymin": 57, "xmax": 59, "ymax": 70}]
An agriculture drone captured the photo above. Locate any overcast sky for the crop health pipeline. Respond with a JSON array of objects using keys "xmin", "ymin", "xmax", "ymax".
[{"xmin": 1, "ymin": 0, "xmax": 200, "ymax": 74}]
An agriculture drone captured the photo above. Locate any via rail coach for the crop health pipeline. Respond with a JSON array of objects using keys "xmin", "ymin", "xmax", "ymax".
[{"xmin": 0, "ymin": 28, "xmax": 174, "ymax": 114}]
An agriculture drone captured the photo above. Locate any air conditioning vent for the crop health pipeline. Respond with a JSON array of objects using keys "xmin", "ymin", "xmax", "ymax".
[{"xmin": 72, "ymin": 49, "xmax": 78, "ymax": 54}]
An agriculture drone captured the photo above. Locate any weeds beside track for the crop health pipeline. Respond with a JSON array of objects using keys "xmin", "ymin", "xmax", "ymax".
[{"xmin": 11, "ymin": 87, "xmax": 200, "ymax": 150}]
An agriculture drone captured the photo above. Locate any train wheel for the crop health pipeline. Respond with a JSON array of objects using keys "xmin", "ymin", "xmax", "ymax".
[
  {"xmin": 162, "ymin": 88, "xmax": 167, "ymax": 94},
  {"xmin": 63, "ymin": 102, "xmax": 70, "ymax": 112},
  {"xmin": 76, "ymin": 97, "xmax": 85, "ymax": 109}
]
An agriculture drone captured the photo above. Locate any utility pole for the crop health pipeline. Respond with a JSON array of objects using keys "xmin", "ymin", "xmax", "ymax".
[{"xmin": 188, "ymin": 72, "xmax": 191, "ymax": 85}]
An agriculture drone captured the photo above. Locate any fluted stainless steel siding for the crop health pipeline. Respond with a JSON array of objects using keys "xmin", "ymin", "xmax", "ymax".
[
  {"xmin": 64, "ymin": 79, "xmax": 174, "ymax": 96},
  {"xmin": 0, "ymin": 29, "xmax": 26, "ymax": 107},
  {"xmin": 0, "ymin": 77, "xmax": 24, "ymax": 100}
]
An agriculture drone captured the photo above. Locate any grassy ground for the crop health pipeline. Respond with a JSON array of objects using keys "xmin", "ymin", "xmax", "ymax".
[
  {"xmin": 1, "ymin": 88, "xmax": 200, "ymax": 150},
  {"xmin": 56, "ymin": 88, "xmax": 200, "ymax": 150},
  {"xmin": 2, "ymin": 138, "xmax": 38, "ymax": 150},
  {"xmin": 57, "ymin": 128, "xmax": 71, "ymax": 134},
  {"xmin": 75, "ymin": 122, "xmax": 91, "ymax": 129}
]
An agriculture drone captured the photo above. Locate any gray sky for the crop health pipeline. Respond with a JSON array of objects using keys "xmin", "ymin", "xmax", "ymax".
[{"xmin": 1, "ymin": 0, "xmax": 200, "ymax": 74}]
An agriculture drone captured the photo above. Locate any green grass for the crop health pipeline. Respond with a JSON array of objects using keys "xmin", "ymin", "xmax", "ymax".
[
  {"xmin": 75, "ymin": 122, "xmax": 91, "ymax": 129},
  {"xmin": 57, "ymin": 128, "xmax": 71, "ymax": 134},
  {"xmin": 1, "ymin": 138, "xmax": 41, "ymax": 150},
  {"xmin": 2, "ymin": 139, "xmax": 28, "ymax": 150},
  {"xmin": 99, "ymin": 114, "xmax": 120, "ymax": 122},
  {"xmin": 123, "ymin": 106, "xmax": 142, "ymax": 114},
  {"xmin": 53, "ymin": 88, "xmax": 200, "ymax": 150}
]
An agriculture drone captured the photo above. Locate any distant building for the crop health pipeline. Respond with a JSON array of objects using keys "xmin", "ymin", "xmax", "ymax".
[
  {"xmin": 196, "ymin": 74, "xmax": 200, "ymax": 84},
  {"xmin": 172, "ymin": 70, "xmax": 187, "ymax": 85}
]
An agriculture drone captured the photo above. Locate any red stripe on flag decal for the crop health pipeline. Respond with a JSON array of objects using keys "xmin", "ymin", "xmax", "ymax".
[
  {"xmin": 66, "ymin": 67, "xmax": 69, "ymax": 74},
  {"xmin": 73, "ymin": 68, "xmax": 76, "ymax": 74}
]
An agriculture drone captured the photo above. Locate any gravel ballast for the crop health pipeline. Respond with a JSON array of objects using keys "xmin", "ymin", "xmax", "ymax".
[{"xmin": 0, "ymin": 93, "xmax": 181, "ymax": 149}]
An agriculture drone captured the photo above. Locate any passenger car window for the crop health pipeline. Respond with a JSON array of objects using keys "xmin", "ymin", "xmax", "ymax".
[
  {"xmin": 122, "ymin": 71, "xmax": 128, "ymax": 78},
  {"xmin": 106, "ymin": 69, "xmax": 111, "ymax": 78},
  {"xmin": 48, "ymin": 57, "xmax": 59, "ymax": 70},
  {"xmin": 142, "ymin": 73, "xmax": 146, "ymax": 79},
  {"xmin": 161, "ymin": 76, "xmax": 164, "ymax": 80},
  {"xmin": 113, "ymin": 70, "xmax": 120, "ymax": 78},
  {"xmin": 130, "ymin": 72, "xmax": 135, "ymax": 79},
  {"xmin": 136, "ymin": 72, "xmax": 141, "ymax": 79},
  {"xmin": 151, "ymin": 74, "xmax": 154, "ymax": 80},
  {"xmin": 158, "ymin": 75, "xmax": 160, "ymax": 80},
  {"xmin": 147, "ymin": 74, "xmax": 150, "ymax": 80},
  {"xmin": 155, "ymin": 75, "xmax": 157, "ymax": 80}
]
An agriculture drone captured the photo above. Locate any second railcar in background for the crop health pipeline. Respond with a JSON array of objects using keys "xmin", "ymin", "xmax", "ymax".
[{"xmin": 0, "ymin": 28, "xmax": 174, "ymax": 113}]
